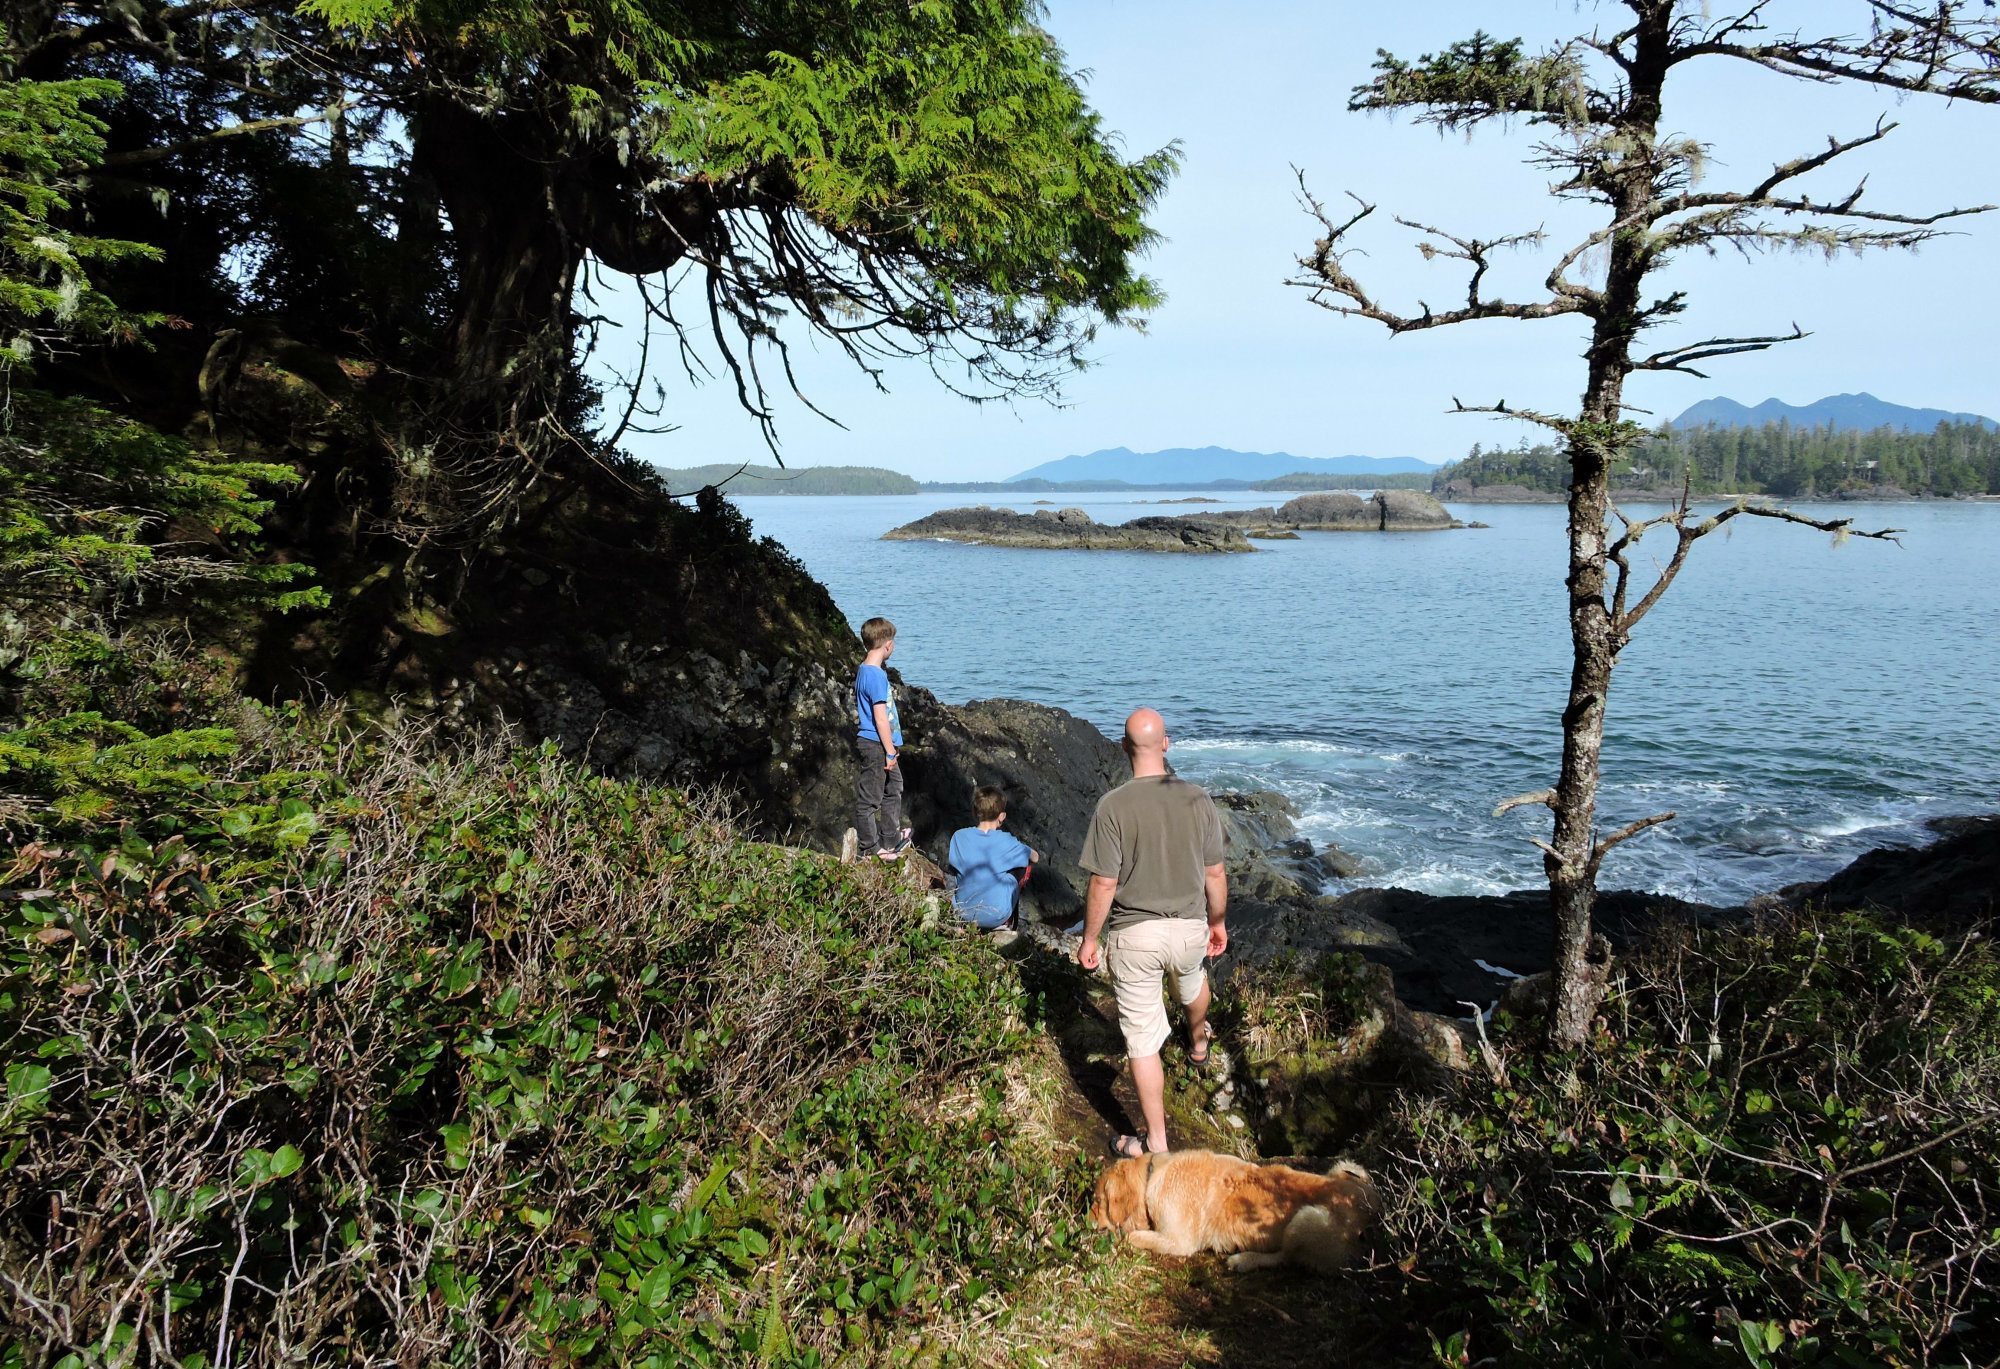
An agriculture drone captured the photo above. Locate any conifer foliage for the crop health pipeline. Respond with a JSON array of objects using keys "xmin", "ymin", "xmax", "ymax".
[{"xmin": 4, "ymin": 1, "xmax": 1175, "ymax": 537}]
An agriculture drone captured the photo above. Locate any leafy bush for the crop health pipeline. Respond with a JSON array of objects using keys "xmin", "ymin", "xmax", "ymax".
[
  {"xmin": 1369, "ymin": 913, "xmax": 2000, "ymax": 1368},
  {"xmin": 0, "ymin": 729, "xmax": 1091, "ymax": 1366}
]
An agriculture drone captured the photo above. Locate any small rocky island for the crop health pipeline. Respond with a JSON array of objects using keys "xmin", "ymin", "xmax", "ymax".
[
  {"xmin": 883, "ymin": 491, "xmax": 1463, "ymax": 551},
  {"xmin": 1203, "ymin": 490, "xmax": 1461, "ymax": 534},
  {"xmin": 882, "ymin": 505, "xmax": 1257, "ymax": 552}
]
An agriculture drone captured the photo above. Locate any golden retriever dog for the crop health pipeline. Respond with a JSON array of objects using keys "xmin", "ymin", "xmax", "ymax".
[{"xmin": 1090, "ymin": 1150, "xmax": 1378, "ymax": 1273}]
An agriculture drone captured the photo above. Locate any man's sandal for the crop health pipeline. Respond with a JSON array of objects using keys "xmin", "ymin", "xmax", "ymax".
[
  {"xmin": 1188, "ymin": 1023, "xmax": 1215, "ymax": 1066},
  {"xmin": 1110, "ymin": 1133, "xmax": 1159, "ymax": 1159}
]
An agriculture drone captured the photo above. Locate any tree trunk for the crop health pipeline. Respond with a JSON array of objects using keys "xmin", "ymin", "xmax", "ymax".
[
  {"xmin": 1543, "ymin": 6, "xmax": 1673, "ymax": 1047},
  {"xmin": 414, "ymin": 96, "xmax": 580, "ymax": 404},
  {"xmin": 1547, "ymin": 357, "xmax": 1621, "ymax": 1046},
  {"xmin": 383, "ymin": 93, "xmax": 595, "ymax": 547}
]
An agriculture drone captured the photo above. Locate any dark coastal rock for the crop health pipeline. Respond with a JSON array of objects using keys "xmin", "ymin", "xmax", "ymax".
[
  {"xmin": 881, "ymin": 505, "xmax": 1254, "ymax": 552},
  {"xmin": 1240, "ymin": 817, "xmax": 2000, "ymax": 1017},
  {"xmin": 1223, "ymin": 883, "xmax": 1727, "ymax": 1016},
  {"xmin": 1773, "ymin": 813, "xmax": 1999, "ymax": 932},
  {"xmin": 1189, "ymin": 490, "xmax": 1460, "ymax": 534},
  {"xmin": 1312, "ymin": 842, "xmax": 1368, "ymax": 881}
]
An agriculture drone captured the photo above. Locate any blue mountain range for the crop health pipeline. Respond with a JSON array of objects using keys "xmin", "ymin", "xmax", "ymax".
[
  {"xmin": 1670, "ymin": 392, "xmax": 1997, "ymax": 434},
  {"xmin": 1005, "ymin": 445, "xmax": 1435, "ymax": 484}
]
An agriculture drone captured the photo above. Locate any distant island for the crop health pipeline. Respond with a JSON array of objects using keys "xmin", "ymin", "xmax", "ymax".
[
  {"xmin": 883, "ymin": 492, "xmax": 1461, "ymax": 549},
  {"xmin": 1005, "ymin": 445, "xmax": 1436, "ymax": 484},
  {"xmin": 1670, "ymin": 392, "xmax": 1998, "ymax": 435},
  {"xmin": 654, "ymin": 462, "xmax": 920, "ymax": 495},
  {"xmin": 656, "ymin": 447, "xmax": 1446, "ymax": 496},
  {"xmin": 881, "ymin": 506, "xmax": 1256, "ymax": 552}
]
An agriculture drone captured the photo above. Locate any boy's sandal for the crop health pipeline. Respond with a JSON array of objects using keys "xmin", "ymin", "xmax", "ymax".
[
  {"xmin": 1109, "ymin": 1133, "xmax": 1157, "ymax": 1160},
  {"xmin": 1188, "ymin": 1023, "xmax": 1215, "ymax": 1066}
]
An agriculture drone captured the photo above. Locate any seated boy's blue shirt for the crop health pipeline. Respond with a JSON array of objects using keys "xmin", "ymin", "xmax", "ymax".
[
  {"xmin": 854, "ymin": 663, "xmax": 902, "ymax": 746},
  {"xmin": 948, "ymin": 827, "xmax": 1032, "ymax": 929}
]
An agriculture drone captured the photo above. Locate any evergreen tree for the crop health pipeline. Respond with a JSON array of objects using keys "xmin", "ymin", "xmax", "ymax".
[
  {"xmin": 1303, "ymin": 2, "xmax": 1997, "ymax": 1045},
  {"xmin": 5, "ymin": 2, "xmax": 1175, "ymax": 542}
]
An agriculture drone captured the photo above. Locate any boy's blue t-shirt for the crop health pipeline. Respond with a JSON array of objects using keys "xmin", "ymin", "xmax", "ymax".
[
  {"xmin": 854, "ymin": 663, "xmax": 902, "ymax": 746},
  {"xmin": 947, "ymin": 826, "xmax": 1033, "ymax": 930}
]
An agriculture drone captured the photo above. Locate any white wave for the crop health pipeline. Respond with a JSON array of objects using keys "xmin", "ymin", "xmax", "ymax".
[
  {"xmin": 1805, "ymin": 813, "xmax": 1897, "ymax": 840},
  {"xmin": 1293, "ymin": 806, "xmax": 1399, "ymax": 835},
  {"xmin": 1174, "ymin": 737, "xmax": 1412, "ymax": 763},
  {"xmin": 1474, "ymin": 959, "xmax": 1525, "ymax": 980},
  {"xmin": 1614, "ymin": 777, "xmax": 1732, "ymax": 797},
  {"xmin": 1359, "ymin": 863, "xmax": 1523, "ymax": 898}
]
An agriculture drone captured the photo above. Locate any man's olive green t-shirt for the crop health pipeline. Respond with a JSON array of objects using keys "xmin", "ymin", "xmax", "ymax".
[{"xmin": 1078, "ymin": 774, "xmax": 1226, "ymax": 930}]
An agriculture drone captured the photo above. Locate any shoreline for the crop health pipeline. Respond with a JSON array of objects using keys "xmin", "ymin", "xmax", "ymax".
[
  {"xmin": 1210, "ymin": 811, "xmax": 1999, "ymax": 1017},
  {"xmin": 1441, "ymin": 487, "xmax": 2000, "ymax": 505}
]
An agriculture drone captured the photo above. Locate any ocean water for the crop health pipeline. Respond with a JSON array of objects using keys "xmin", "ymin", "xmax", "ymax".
[{"xmin": 730, "ymin": 490, "xmax": 1999, "ymax": 905}]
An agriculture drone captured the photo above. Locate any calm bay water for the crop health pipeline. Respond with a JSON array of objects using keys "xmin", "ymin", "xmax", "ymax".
[{"xmin": 731, "ymin": 490, "xmax": 1999, "ymax": 904}]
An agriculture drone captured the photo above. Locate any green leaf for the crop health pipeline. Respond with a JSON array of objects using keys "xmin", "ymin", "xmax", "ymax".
[{"xmin": 4, "ymin": 1063, "xmax": 53, "ymax": 1119}]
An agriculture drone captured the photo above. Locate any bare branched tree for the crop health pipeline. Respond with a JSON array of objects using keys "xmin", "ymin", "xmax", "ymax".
[{"xmin": 1294, "ymin": 2, "xmax": 1998, "ymax": 1046}]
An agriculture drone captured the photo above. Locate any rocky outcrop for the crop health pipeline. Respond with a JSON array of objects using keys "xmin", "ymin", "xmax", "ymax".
[
  {"xmin": 1192, "ymin": 490, "xmax": 1461, "ymax": 534},
  {"xmin": 1769, "ymin": 813, "xmax": 1998, "ymax": 932},
  {"xmin": 882, "ymin": 505, "xmax": 1254, "ymax": 552},
  {"xmin": 883, "ymin": 494, "xmax": 1462, "ymax": 550}
]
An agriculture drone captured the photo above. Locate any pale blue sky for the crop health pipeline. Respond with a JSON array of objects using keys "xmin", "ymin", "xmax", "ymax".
[{"xmin": 602, "ymin": 1, "xmax": 2000, "ymax": 481}]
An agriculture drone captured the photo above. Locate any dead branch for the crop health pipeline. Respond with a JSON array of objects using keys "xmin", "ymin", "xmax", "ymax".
[
  {"xmin": 1457, "ymin": 1001, "xmax": 1508, "ymax": 1085},
  {"xmin": 1590, "ymin": 811, "xmax": 1677, "ymax": 873},
  {"xmin": 1529, "ymin": 836, "xmax": 1575, "ymax": 874},
  {"xmin": 1614, "ymin": 496, "xmax": 1902, "ymax": 636},
  {"xmin": 1495, "ymin": 788, "xmax": 1558, "ymax": 817},
  {"xmin": 1449, "ymin": 398, "xmax": 1576, "ymax": 436},
  {"xmin": 1290, "ymin": 176, "xmax": 1587, "ymax": 334},
  {"xmin": 1691, "ymin": 3, "xmax": 2000, "ymax": 104},
  {"xmin": 1633, "ymin": 326, "xmax": 1809, "ymax": 377},
  {"xmin": 97, "ymin": 103, "xmax": 359, "ymax": 167}
]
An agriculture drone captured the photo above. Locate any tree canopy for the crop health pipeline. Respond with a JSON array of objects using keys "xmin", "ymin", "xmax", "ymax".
[{"xmin": 4, "ymin": 1, "xmax": 1175, "ymax": 536}]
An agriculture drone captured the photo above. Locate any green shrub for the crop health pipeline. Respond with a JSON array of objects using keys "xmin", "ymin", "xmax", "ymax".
[
  {"xmin": 0, "ymin": 730, "xmax": 1088, "ymax": 1366},
  {"xmin": 1371, "ymin": 913, "xmax": 2000, "ymax": 1368}
]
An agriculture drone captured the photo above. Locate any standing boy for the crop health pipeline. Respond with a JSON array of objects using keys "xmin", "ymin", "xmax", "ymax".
[
  {"xmin": 947, "ymin": 785, "xmax": 1040, "ymax": 930},
  {"xmin": 853, "ymin": 617, "xmax": 909, "ymax": 859}
]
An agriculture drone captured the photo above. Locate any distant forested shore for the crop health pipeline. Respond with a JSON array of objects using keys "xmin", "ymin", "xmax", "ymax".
[
  {"xmin": 658, "ymin": 421, "xmax": 2000, "ymax": 500},
  {"xmin": 652, "ymin": 462, "xmax": 1435, "ymax": 495},
  {"xmin": 1432, "ymin": 420, "xmax": 2000, "ymax": 499}
]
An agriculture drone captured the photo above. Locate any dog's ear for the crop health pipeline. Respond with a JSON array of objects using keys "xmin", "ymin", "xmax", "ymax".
[
  {"xmin": 1089, "ymin": 1168, "xmax": 1118, "ymax": 1230},
  {"xmin": 1096, "ymin": 1159, "xmax": 1149, "ymax": 1234}
]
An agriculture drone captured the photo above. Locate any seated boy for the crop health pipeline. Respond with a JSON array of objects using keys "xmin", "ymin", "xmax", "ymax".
[{"xmin": 947, "ymin": 785, "xmax": 1039, "ymax": 931}]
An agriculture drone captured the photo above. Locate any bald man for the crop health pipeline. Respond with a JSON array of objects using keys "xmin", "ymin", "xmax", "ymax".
[{"xmin": 1077, "ymin": 708, "xmax": 1228, "ymax": 1157}]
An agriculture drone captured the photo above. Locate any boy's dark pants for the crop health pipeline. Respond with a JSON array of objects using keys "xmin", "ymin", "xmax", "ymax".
[{"xmin": 853, "ymin": 737, "xmax": 904, "ymax": 851}]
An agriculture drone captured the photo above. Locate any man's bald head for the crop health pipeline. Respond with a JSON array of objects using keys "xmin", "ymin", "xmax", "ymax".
[{"xmin": 1121, "ymin": 708, "xmax": 1169, "ymax": 776}]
